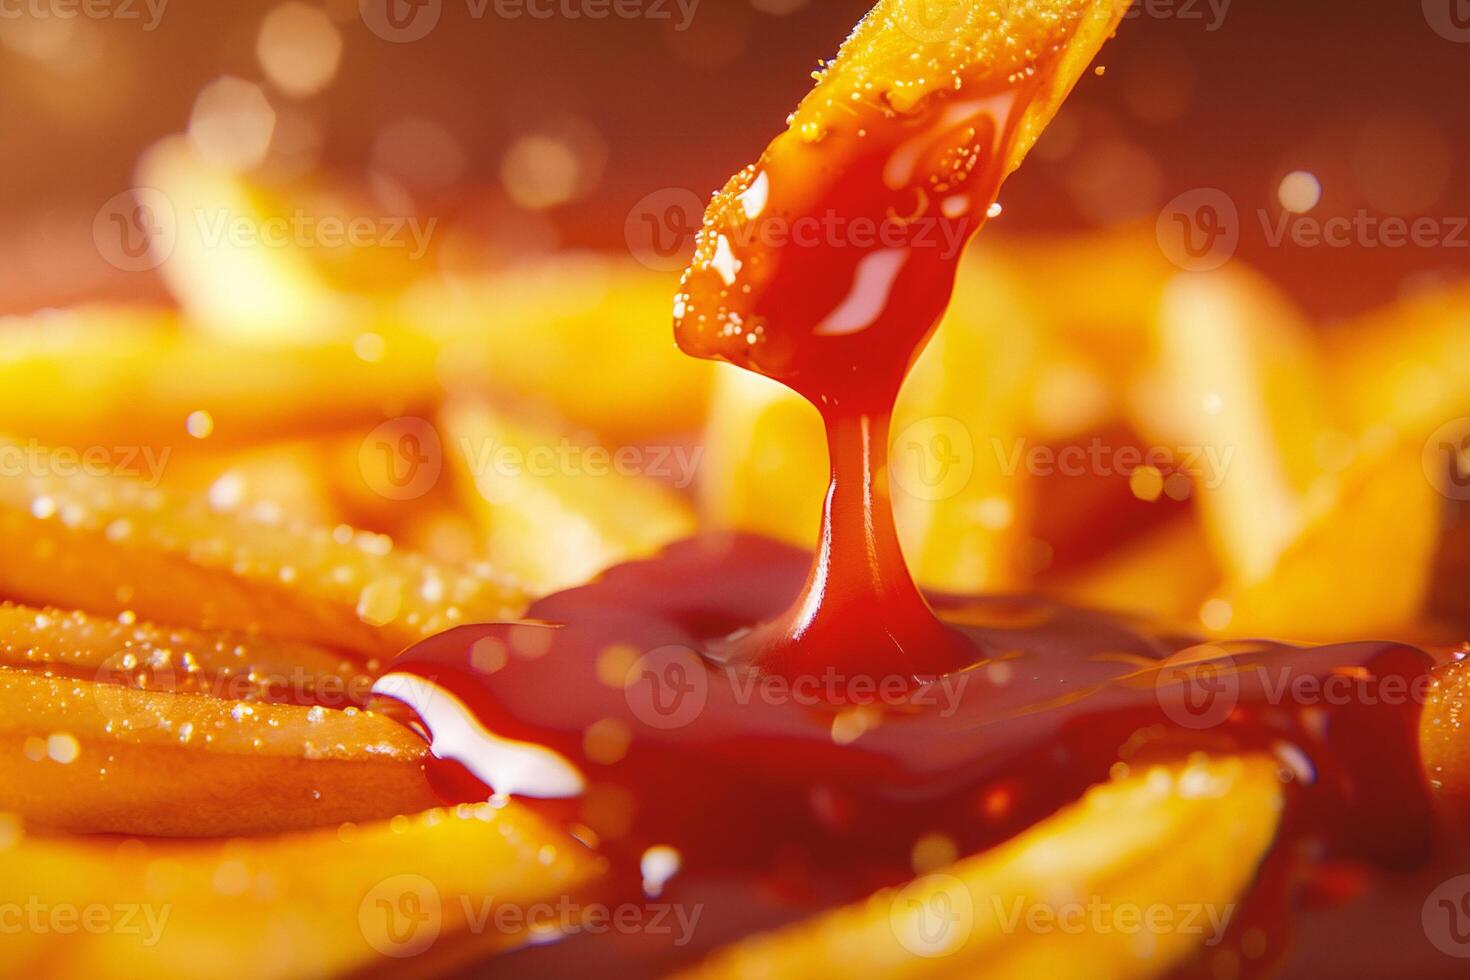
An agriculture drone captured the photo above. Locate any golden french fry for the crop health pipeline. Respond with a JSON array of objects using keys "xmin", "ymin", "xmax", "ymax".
[
  {"xmin": 1133, "ymin": 267, "xmax": 1334, "ymax": 585},
  {"xmin": 0, "ymin": 667, "xmax": 437, "ymax": 835},
  {"xmin": 136, "ymin": 136, "xmax": 354, "ymax": 341},
  {"xmin": 0, "ymin": 601, "xmax": 367, "ymax": 703},
  {"xmin": 159, "ymin": 439, "xmax": 345, "ymax": 530},
  {"xmin": 0, "ymin": 456, "xmax": 525, "ymax": 658},
  {"xmin": 0, "ymin": 308, "xmax": 441, "ymax": 448},
  {"xmin": 443, "ymin": 401, "xmax": 696, "ymax": 595},
  {"xmin": 895, "ymin": 251, "xmax": 1039, "ymax": 593},
  {"xmin": 681, "ymin": 755, "xmax": 1281, "ymax": 980},
  {"xmin": 1216, "ymin": 438, "xmax": 1440, "ymax": 641},
  {"xmin": 700, "ymin": 367, "xmax": 827, "ymax": 548},
  {"xmin": 0, "ymin": 801, "xmax": 602, "ymax": 979},
  {"xmin": 1422, "ymin": 656, "xmax": 1470, "ymax": 820},
  {"xmin": 1053, "ymin": 514, "xmax": 1218, "ymax": 623},
  {"xmin": 1326, "ymin": 281, "xmax": 1470, "ymax": 437},
  {"xmin": 401, "ymin": 258, "xmax": 714, "ymax": 443}
]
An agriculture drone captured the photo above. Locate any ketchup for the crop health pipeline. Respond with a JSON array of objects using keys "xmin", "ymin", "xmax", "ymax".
[{"xmin": 372, "ymin": 19, "xmax": 1444, "ymax": 980}]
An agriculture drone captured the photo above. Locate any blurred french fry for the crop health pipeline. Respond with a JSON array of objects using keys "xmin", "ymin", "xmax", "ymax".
[
  {"xmin": 682, "ymin": 754, "xmax": 1281, "ymax": 980},
  {"xmin": 443, "ymin": 401, "xmax": 696, "ymax": 595},
  {"xmin": 136, "ymin": 136, "xmax": 354, "ymax": 341},
  {"xmin": 1054, "ymin": 514, "xmax": 1217, "ymax": 623},
  {"xmin": 1326, "ymin": 281, "xmax": 1470, "ymax": 437},
  {"xmin": 0, "ymin": 601, "xmax": 367, "ymax": 703},
  {"xmin": 0, "ymin": 801, "xmax": 602, "ymax": 979},
  {"xmin": 1422, "ymin": 656, "xmax": 1470, "ymax": 821},
  {"xmin": 1133, "ymin": 268, "xmax": 1334, "ymax": 585},
  {"xmin": 397, "ymin": 257, "xmax": 713, "ymax": 443},
  {"xmin": 160, "ymin": 439, "xmax": 345, "ymax": 530},
  {"xmin": 700, "ymin": 367, "xmax": 827, "ymax": 548},
  {"xmin": 895, "ymin": 251, "xmax": 1039, "ymax": 593},
  {"xmin": 1216, "ymin": 438, "xmax": 1440, "ymax": 640},
  {"xmin": 0, "ymin": 667, "xmax": 437, "ymax": 835},
  {"xmin": 0, "ymin": 306, "xmax": 441, "ymax": 448},
  {"xmin": 0, "ymin": 454, "xmax": 525, "ymax": 658}
]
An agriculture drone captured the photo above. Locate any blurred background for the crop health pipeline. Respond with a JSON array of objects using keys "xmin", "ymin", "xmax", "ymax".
[{"xmin": 2, "ymin": 0, "xmax": 1467, "ymax": 315}]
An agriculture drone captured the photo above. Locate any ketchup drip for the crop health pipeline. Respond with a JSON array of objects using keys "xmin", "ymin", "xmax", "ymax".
[{"xmin": 372, "ymin": 32, "xmax": 1444, "ymax": 980}]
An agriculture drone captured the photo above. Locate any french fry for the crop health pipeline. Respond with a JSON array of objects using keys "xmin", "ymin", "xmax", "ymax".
[
  {"xmin": 1133, "ymin": 267, "xmax": 1333, "ymax": 585},
  {"xmin": 136, "ymin": 136, "xmax": 355, "ymax": 341},
  {"xmin": 700, "ymin": 367, "xmax": 827, "ymax": 548},
  {"xmin": 1422, "ymin": 656, "xmax": 1470, "ymax": 820},
  {"xmin": 442, "ymin": 401, "xmax": 696, "ymax": 595},
  {"xmin": 1326, "ymin": 281, "xmax": 1470, "ymax": 438},
  {"xmin": 0, "ymin": 667, "xmax": 437, "ymax": 835},
  {"xmin": 0, "ymin": 456, "xmax": 525, "ymax": 658},
  {"xmin": 1053, "ymin": 514, "xmax": 1218, "ymax": 624},
  {"xmin": 159, "ymin": 439, "xmax": 346, "ymax": 530},
  {"xmin": 0, "ymin": 801, "xmax": 603, "ymax": 979},
  {"xmin": 0, "ymin": 601, "xmax": 367, "ymax": 704},
  {"xmin": 0, "ymin": 307, "xmax": 441, "ymax": 448},
  {"xmin": 400, "ymin": 259, "xmax": 714, "ymax": 443},
  {"xmin": 681, "ymin": 755, "xmax": 1282, "ymax": 980},
  {"xmin": 895, "ymin": 251, "xmax": 1039, "ymax": 593},
  {"xmin": 1215, "ymin": 438, "xmax": 1440, "ymax": 641}
]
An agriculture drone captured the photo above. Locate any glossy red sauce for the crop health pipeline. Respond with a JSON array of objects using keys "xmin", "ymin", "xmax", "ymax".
[{"xmin": 372, "ymin": 31, "xmax": 1444, "ymax": 980}]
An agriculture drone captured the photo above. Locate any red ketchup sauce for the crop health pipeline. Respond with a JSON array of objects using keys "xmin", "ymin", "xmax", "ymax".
[{"xmin": 373, "ymin": 36, "xmax": 1440, "ymax": 979}]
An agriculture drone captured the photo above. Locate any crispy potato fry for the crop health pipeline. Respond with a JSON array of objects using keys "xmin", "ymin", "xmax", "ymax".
[
  {"xmin": 1215, "ymin": 438, "xmax": 1440, "ymax": 640},
  {"xmin": 0, "ymin": 456, "xmax": 525, "ymax": 658},
  {"xmin": 1421, "ymin": 656, "xmax": 1470, "ymax": 821},
  {"xmin": 0, "ymin": 307, "xmax": 441, "ymax": 448},
  {"xmin": 0, "ymin": 601, "xmax": 367, "ymax": 704},
  {"xmin": 0, "ymin": 801, "xmax": 603, "ymax": 979},
  {"xmin": 0, "ymin": 667, "xmax": 436, "ymax": 835},
  {"xmin": 1134, "ymin": 268, "xmax": 1334, "ymax": 584},
  {"xmin": 681, "ymin": 755, "xmax": 1281, "ymax": 980},
  {"xmin": 443, "ymin": 401, "xmax": 696, "ymax": 595},
  {"xmin": 160, "ymin": 439, "xmax": 345, "ymax": 530}
]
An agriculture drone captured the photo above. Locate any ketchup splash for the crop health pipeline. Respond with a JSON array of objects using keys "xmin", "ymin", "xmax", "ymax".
[{"xmin": 372, "ymin": 22, "xmax": 1443, "ymax": 980}]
